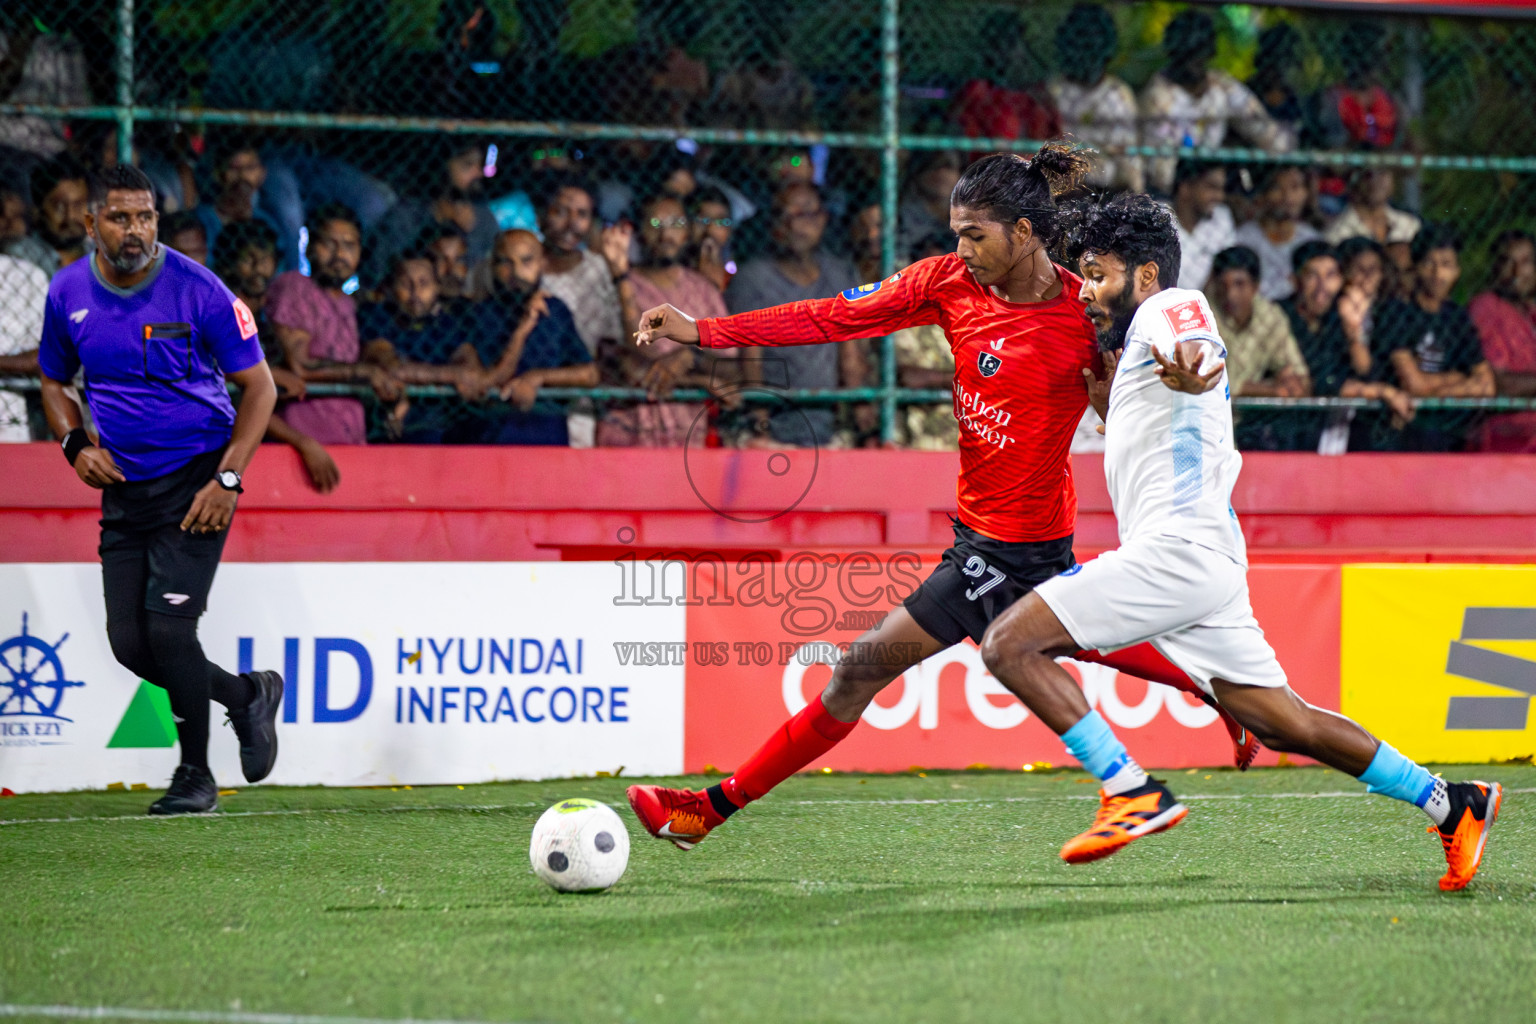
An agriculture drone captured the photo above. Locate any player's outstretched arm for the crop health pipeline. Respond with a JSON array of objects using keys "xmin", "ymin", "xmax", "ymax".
[
  {"xmin": 1152, "ymin": 342, "xmax": 1225, "ymax": 395},
  {"xmin": 635, "ymin": 304, "xmax": 700, "ymax": 346},
  {"xmin": 671, "ymin": 260, "xmax": 944, "ymax": 351}
]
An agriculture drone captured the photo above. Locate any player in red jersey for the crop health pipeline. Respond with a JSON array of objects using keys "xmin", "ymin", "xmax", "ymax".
[{"xmin": 625, "ymin": 147, "xmax": 1255, "ymax": 850}]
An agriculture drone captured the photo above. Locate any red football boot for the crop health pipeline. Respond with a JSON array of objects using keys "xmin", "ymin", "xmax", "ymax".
[
  {"xmin": 1201, "ymin": 692, "xmax": 1260, "ymax": 771},
  {"xmin": 626, "ymin": 784, "xmax": 729, "ymax": 851}
]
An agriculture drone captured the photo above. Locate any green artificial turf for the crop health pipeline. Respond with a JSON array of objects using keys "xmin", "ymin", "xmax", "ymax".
[{"xmin": 2, "ymin": 766, "xmax": 1534, "ymax": 1024}]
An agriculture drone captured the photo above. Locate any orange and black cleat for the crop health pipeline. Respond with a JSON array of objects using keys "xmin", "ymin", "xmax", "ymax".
[
  {"xmin": 1431, "ymin": 780, "xmax": 1502, "ymax": 891},
  {"xmin": 627, "ymin": 784, "xmax": 728, "ymax": 851},
  {"xmin": 1060, "ymin": 779, "xmax": 1188, "ymax": 865}
]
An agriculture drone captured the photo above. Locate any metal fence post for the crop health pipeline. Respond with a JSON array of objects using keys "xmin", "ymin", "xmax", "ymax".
[
  {"xmin": 114, "ymin": 0, "xmax": 134, "ymax": 167},
  {"xmin": 1401, "ymin": 20, "xmax": 1424, "ymax": 213},
  {"xmin": 879, "ymin": 0, "xmax": 900, "ymax": 444}
]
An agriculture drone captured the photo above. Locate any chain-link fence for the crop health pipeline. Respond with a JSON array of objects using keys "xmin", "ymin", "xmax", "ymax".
[{"xmin": 3, "ymin": 0, "xmax": 1535, "ymax": 456}]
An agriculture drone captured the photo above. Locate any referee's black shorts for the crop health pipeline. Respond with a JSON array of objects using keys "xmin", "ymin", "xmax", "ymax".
[
  {"xmin": 903, "ymin": 517, "xmax": 1075, "ymax": 647},
  {"xmin": 99, "ymin": 448, "xmax": 229, "ymax": 619}
]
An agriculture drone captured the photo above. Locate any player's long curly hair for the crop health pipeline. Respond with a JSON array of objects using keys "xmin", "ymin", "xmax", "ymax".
[
  {"xmin": 949, "ymin": 143, "xmax": 1092, "ymax": 250},
  {"xmin": 1058, "ymin": 191, "xmax": 1183, "ymax": 288}
]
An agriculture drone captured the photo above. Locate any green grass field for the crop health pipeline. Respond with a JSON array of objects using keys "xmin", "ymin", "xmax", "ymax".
[{"xmin": 3, "ymin": 766, "xmax": 1535, "ymax": 1024}]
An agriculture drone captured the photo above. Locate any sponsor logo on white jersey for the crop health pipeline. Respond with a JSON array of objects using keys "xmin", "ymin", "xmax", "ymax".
[{"xmin": 1162, "ymin": 299, "xmax": 1211, "ymax": 337}]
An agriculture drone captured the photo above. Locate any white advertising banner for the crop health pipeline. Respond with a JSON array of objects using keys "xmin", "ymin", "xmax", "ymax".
[{"xmin": 0, "ymin": 563, "xmax": 685, "ymax": 793}]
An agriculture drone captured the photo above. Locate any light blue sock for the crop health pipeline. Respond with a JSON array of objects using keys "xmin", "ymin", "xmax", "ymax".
[
  {"xmin": 1061, "ymin": 710, "xmax": 1148, "ymax": 796},
  {"xmin": 1359, "ymin": 741, "xmax": 1448, "ymax": 825}
]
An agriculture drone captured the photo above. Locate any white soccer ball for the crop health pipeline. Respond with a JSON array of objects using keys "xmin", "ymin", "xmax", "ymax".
[{"xmin": 529, "ymin": 798, "xmax": 631, "ymax": 892}]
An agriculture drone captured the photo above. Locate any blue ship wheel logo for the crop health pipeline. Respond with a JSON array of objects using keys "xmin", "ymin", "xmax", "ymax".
[{"xmin": 0, "ymin": 613, "xmax": 86, "ymax": 721}]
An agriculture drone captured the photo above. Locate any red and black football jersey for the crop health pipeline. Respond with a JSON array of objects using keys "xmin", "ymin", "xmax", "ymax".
[{"xmin": 698, "ymin": 253, "xmax": 1099, "ymax": 542}]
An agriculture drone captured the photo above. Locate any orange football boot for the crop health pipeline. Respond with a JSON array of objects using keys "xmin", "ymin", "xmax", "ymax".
[
  {"xmin": 626, "ymin": 784, "xmax": 728, "ymax": 850},
  {"xmin": 1431, "ymin": 780, "xmax": 1502, "ymax": 891},
  {"xmin": 1061, "ymin": 779, "xmax": 1188, "ymax": 865}
]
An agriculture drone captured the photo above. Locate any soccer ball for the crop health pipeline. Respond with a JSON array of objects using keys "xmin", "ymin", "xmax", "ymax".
[{"xmin": 529, "ymin": 798, "xmax": 631, "ymax": 892}]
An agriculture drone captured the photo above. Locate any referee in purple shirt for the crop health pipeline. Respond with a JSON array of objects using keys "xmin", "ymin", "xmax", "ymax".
[{"xmin": 38, "ymin": 166, "xmax": 285, "ymax": 815}]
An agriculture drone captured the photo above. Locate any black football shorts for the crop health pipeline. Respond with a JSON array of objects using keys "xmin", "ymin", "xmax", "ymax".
[
  {"xmin": 902, "ymin": 517, "xmax": 1075, "ymax": 647},
  {"xmin": 98, "ymin": 448, "xmax": 230, "ymax": 619}
]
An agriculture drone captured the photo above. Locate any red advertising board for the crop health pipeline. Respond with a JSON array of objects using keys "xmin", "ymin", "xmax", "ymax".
[{"xmin": 684, "ymin": 556, "xmax": 1341, "ymax": 773}]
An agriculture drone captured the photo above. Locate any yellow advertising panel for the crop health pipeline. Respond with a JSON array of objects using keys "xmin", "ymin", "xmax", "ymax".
[{"xmin": 1342, "ymin": 565, "xmax": 1536, "ymax": 763}]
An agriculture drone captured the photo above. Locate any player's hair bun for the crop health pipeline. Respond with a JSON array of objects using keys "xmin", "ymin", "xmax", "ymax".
[
  {"xmin": 952, "ymin": 145, "xmax": 1094, "ymax": 250},
  {"xmin": 1028, "ymin": 143, "xmax": 1092, "ymax": 198}
]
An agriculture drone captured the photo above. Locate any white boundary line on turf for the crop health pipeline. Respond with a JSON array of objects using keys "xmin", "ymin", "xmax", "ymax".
[
  {"xmin": 0, "ymin": 803, "xmax": 543, "ymax": 827},
  {"xmin": 0, "ymin": 1005, "xmax": 528, "ymax": 1024},
  {"xmin": 795, "ymin": 786, "xmax": 1536, "ymax": 807},
  {"xmin": 1, "ymin": 787, "xmax": 1530, "ymax": 827}
]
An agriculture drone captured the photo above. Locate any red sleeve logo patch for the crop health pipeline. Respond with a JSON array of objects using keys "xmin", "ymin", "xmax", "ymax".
[
  {"xmin": 232, "ymin": 298, "xmax": 258, "ymax": 340},
  {"xmin": 1162, "ymin": 299, "xmax": 1210, "ymax": 337}
]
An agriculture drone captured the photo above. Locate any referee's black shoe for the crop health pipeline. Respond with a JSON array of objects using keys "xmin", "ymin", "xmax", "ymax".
[
  {"xmin": 148, "ymin": 764, "xmax": 218, "ymax": 815},
  {"xmin": 227, "ymin": 670, "xmax": 283, "ymax": 783}
]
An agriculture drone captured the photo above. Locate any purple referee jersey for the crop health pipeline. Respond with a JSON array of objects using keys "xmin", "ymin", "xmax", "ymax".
[{"xmin": 38, "ymin": 245, "xmax": 265, "ymax": 480}]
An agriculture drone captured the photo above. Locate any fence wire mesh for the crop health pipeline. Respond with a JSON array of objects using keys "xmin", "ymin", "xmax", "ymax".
[{"xmin": 3, "ymin": 0, "xmax": 1536, "ymax": 457}]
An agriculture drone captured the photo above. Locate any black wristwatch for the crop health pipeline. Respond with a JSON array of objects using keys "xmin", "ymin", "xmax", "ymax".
[{"xmin": 216, "ymin": 469, "xmax": 244, "ymax": 493}]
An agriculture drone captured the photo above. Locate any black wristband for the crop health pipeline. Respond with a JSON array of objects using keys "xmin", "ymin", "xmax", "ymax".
[{"xmin": 62, "ymin": 428, "xmax": 91, "ymax": 466}]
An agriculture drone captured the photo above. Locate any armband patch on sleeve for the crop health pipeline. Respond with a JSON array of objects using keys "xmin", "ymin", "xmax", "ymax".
[
  {"xmin": 840, "ymin": 271, "xmax": 902, "ymax": 302},
  {"xmin": 233, "ymin": 297, "xmax": 258, "ymax": 340},
  {"xmin": 1162, "ymin": 299, "xmax": 1211, "ymax": 337}
]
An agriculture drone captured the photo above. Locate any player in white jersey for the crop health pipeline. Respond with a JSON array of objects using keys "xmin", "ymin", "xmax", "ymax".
[
  {"xmin": 979, "ymin": 193, "xmax": 1500, "ymax": 890},
  {"xmin": 1053, "ymin": 281, "xmax": 1284, "ymax": 694}
]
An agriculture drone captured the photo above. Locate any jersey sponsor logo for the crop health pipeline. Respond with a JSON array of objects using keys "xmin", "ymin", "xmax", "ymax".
[
  {"xmin": 1162, "ymin": 300, "xmax": 1211, "ymax": 337},
  {"xmin": 69, "ymin": 308, "xmax": 89, "ymax": 324},
  {"xmin": 232, "ymin": 297, "xmax": 258, "ymax": 339},
  {"xmin": 841, "ymin": 281, "xmax": 883, "ymax": 301},
  {"xmin": 977, "ymin": 351, "xmax": 1002, "ymax": 377},
  {"xmin": 953, "ymin": 381, "xmax": 1015, "ymax": 449}
]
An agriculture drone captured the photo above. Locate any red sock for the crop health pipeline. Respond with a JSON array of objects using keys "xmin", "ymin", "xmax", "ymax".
[
  {"xmin": 1074, "ymin": 643, "xmax": 1212, "ymax": 703},
  {"xmin": 721, "ymin": 694, "xmax": 858, "ymax": 806}
]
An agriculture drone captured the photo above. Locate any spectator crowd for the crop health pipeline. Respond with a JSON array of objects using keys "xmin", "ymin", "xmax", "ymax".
[{"xmin": 2, "ymin": 3, "xmax": 1535, "ymax": 484}]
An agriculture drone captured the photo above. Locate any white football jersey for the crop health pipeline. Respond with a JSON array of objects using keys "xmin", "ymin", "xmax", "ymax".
[{"xmin": 1103, "ymin": 287, "xmax": 1247, "ymax": 566}]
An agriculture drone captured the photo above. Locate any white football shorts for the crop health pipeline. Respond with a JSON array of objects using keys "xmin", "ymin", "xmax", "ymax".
[{"xmin": 1033, "ymin": 533, "xmax": 1287, "ymax": 696}]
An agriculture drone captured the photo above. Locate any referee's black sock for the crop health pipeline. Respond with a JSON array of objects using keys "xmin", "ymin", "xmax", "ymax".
[
  {"xmin": 210, "ymin": 664, "xmax": 255, "ymax": 709},
  {"xmin": 146, "ymin": 613, "xmax": 215, "ymax": 771}
]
